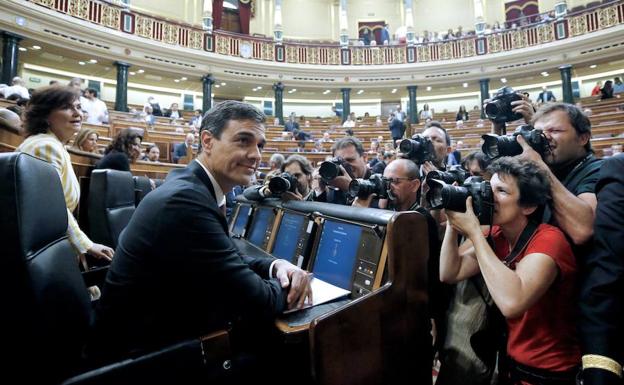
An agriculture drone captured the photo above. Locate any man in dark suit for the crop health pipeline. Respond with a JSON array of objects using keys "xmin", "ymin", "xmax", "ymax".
[
  {"xmin": 172, "ymin": 133, "xmax": 195, "ymax": 163},
  {"xmin": 90, "ymin": 100, "xmax": 311, "ymax": 365},
  {"xmin": 536, "ymin": 86, "xmax": 556, "ymax": 103},
  {"xmin": 388, "ymin": 113, "xmax": 405, "ymax": 148},
  {"xmin": 579, "ymin": 153, "xmax": 624, "ymax": 385}
]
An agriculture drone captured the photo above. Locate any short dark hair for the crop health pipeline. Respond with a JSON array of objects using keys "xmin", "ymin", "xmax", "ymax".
[
  {"xmin": 331, "ymin": 136, "xmax": 364, "ymax": 156},
  {"xmin": 85, "ymin": 88, "xmax": 98, "ymax": 98},
  {"xmin": 486, "ymin": 157, "xmax": 551, "ymax": 208},
  {"xmin": 463, "ymin": 151, "xmax": 488, "ymax": 171},
  {"xmin": 199, "ymin": 100, "xmax": 265, "ymax": 139},
  {"xmin": 105, "ymin": 128, "xmax": 142, "ymax": 156},
  {"xmin": 532, "ymin": 102, "xmax": 592, "ymax": 151},
  {"xmin": 281, "ymin": 154, "xmax": 313, "ymax": 176},
  {"xmin": 424, "ymin": 121, "xmax": 451, "ymax": 146},
  {"xmin": 23, "ymin": 86, "xmax": 80, "ymax": 137}
]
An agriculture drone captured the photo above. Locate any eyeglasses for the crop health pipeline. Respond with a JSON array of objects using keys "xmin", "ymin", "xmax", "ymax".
[{"xmin": 383, "ymin": 177, "xmax": 415, "ymax": 185}]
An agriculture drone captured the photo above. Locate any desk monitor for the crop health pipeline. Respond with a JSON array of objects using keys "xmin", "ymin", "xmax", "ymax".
[
  {"xmin": 231, "ymin": 204, "xmax": 252, "ymax": 237},
  {"xmin": 271, "ymin": 211, "xmax": 315, "ymax": 268},
  {"xmin": 311, "ymin": 218, "xmax": 385, "ymax": 297},
  {"xmin": 247, "ymin": 207, "xmax": 277, "ymax": 250}
]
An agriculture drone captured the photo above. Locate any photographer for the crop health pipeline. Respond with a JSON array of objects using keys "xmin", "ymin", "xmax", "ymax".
[
  {"xmin": 439, "ymin": 157, "xmax": 580, "ymax": 385},
  {"xmin": 316, "ymin": 137, "xmax": 370, "ymax": 205},
  {"xmin": 243, "ymin": 154, "xmax": 313, "ymax": 202},
  {"xmin": 421, "ymin": 122, "xmax": 452, "ymax": 175}
]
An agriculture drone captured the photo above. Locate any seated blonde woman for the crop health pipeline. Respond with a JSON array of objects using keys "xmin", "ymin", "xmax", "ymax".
[
  {"xmin": 72, "ymin": 127, "xmax": 100, "ymax": 153},
  {"xmin": 17, "ymin": 86, "xmax": 114, "ymax": 263}
]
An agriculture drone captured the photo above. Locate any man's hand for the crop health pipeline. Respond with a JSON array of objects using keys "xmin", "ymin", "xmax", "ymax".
[
  {"xmin": 511, "ymin": 94, "xmax": 535, "ymax": 124},
  {"xmin": 422, "ymin": 161, "xmax": 437, "ymax": 176},
  {"xmin": 352, "ymin": 193, "xmax": 376, "ymax": 208},
  {"xmin": 327, "ymin": 164, "xmax": 354, "ymax": 192},
  {"xmin": 273, "ymin": 260, "xmax": 313, "ymax": 309},
  {"xmin": 516, "ymin": 135, "xmax": 549, "ymax": 171},
  {"xmin": 445, "ymin": 197, "xmax": 481, "ymax": 239},
  {"xmin": 281, "ymin": 190, "xmax": 303, "ymax": 202},
  {"xmin": 87, "ymin": 243, "xmax": 114, "ymax": 261}
]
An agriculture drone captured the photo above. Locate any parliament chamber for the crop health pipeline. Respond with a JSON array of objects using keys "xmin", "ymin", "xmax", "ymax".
[{"xmin": 1, "ymin": 0, "xmax": 624, "ymax": 384}]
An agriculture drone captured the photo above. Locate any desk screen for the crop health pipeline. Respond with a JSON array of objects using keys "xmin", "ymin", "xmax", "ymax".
[
  {"xmin": 312, "ymin": 220, "xmax": 363, "ymax": 290},
  {"xmin": 231, "ymin": 204, "xmax": 251, "ymax": 237},
  {"xmin": 247, "ymin": 207, "xmax": 275, "ymax": 247},
  {"xmin": 272, "ymin": 212, "xmax": 306, "ymax": 262}
]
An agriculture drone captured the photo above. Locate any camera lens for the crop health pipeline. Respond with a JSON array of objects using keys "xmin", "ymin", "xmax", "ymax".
[
  {"xmin": 268, "ymin": 176, "xmax": 291, "ymax": 195},
  {"xmin": 481, "ymin": 134, "xmax": 523, "ymax": 159},
  {"xmin": 319, "ymin": 161, "xmax": 341, "ymax": 180},
  {"xmin": 485, "ymin": 100, "xmax": 504, "ymax": 120},
  {"xmin": 399, "ymin": 138, "xmax": 418, "ymax": 155},
  {"xmin": 426, "ymin": 179, "xmax": 470, "ymax": 211}
]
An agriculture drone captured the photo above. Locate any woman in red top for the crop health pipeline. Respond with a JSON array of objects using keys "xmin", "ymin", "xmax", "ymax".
[
  {"xmin": 591, "ymin": 81, "xmax": 602, "ymax": 97},
  {"xmin": 439, "ymin": 157, "xmax": 580, "ymax": 384}
]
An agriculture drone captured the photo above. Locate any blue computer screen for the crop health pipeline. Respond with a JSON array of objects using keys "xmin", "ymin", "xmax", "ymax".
[
  {"xmin": 232, "ymin": 205, "xmax": 251, "ymax": 236},
  {"xmin": 247, "ymin": 207, "xmax": 274, "ymax": 247},
  {"xmin": 272, "ymin": 212, "xmax": 306, "ymax": 261},
  {"xmin": 312, "ymin": 220, "xmax": 362, "ymax": 290}
]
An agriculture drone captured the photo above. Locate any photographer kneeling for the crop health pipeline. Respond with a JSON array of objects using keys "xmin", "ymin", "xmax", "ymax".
[{"xmin": 439, "ymin": 157, "xmax": 580, "ymax": 385}]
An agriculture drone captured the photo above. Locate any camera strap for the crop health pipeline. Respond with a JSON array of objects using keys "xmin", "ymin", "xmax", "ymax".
[{"xmin": 502, "ymin": 220, "xmax": 540, "ymax": 267}]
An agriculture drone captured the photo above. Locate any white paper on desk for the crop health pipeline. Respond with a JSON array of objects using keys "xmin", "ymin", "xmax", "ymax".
[{"xmin": 283, "ymin": 277, "xmax": 350, "ymax": 314}]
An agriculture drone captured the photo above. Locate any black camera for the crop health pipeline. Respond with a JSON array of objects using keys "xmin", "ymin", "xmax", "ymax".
[
  {"xmin": 268, "ymin": 172, "xmax": 299, "ymax": 195},
  {"xmin": 348, "ymin": 173, "xmax": 389, "ymax": 199},
  {"xmin": 426, "ymin": 176, "xmax": 494, "ymax": 225},
  {"xmin": 481, "ymin": 125, "xmax": 550, "ymax": 159},
  {"xmin": 399, "ymin": 134, "xmax": 436, "ymax": 164},
  {"xmin": 426, "ymin": 165, "xmax": 470, "ymax": 185},
  {"xmin": 485, "ymin": 86, "xmax": 524, "ymax": 123},
  {"xmin": 319, "ymin": 157, "xmax": 354, "ymax": 181}
]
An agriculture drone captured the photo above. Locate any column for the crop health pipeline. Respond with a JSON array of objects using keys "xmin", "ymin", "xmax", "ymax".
[
  {"xmin": 202, "ymin": 0, "xmax": 213, "ymax": 32},
  {"xmin": 273, "ymin": 82, "xmax": 284, "ymax": 125},
  {"xmin": 407, "ymin": 85, "xmax": 418, "ymax": 124},
  {"xmin": 341, "ymin": 88, "xmax": 351, "ymax": 123},
  {"xmin": 1, "ymin": 32, "xmax": 23, "ymax": 85},
  {"xmin": 114, "ymin": 61, "xmax": 131, "ymax": 112},
  {"xmin": 479, "ymin": 78, "xmax": 490, "ymax": 119},
  {"xmin": 405, "ymin": 0, "xmax": 415, "ymax": 46},
  {"xmin": 201, "ymin": 74, "xmax": 215, "ymax": 112},
  {"xmin": 273, "ymin": 0, "xmax": 283, "ymax": 43},
  {"xmin": 559, "ymin": 64, "xmax": 573, "ymax": 104},
  {"xmin": 339, "ymin": 0, "xmax": 349, "ymax": 47}
]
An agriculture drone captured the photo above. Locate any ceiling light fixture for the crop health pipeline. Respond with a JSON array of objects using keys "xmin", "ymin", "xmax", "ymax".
[
  {"xmin": 180, "ymin": 77, "xmax": 187, "ymax": 81},
  {"xmin": 541, "ymin": 71, "xmax": 549, "ymax": 77},
  {"xmin": 590, "ymin": 64, "xmax": 597, "ymax": 69},
  {"xmin": 18, "ymin": 47, "xmax": 27, "ymax": 52},
  {"xmin": 462, "ymin": 82, "xmax": 468, "ymax": 88},
  {"xmin": 137, "ymin": 69, "xmax": 145, "ymax": 73},
  {"xmin": 426, "ymin": 86, "xmax": 432, "ymax": 91},
  {"xmin": 89, "ymin": 59, "xmax": 97, "ymax": 64},
  {"xmin": 221, "ymin": 82, "xmax": 226, "ymax": 86},
  {"xmin": 501, "ymin": 78, "xmax": 507, "ymax": 83},
  {"xmin": 78, "ymin": 61, "xmax": 86, "ymax": 65},
  {"xmin": 215, "ymin": 84, "xmax": 220, "ymax": 88},
  {"xmin": 357, "ymin": 90, "xmax": 364, "ymax": 94},
  {"xmin": 32, "ymin": 45, "xmax": 41, "ymax": 50},
  {"xmin": 174, "ymin": 79, "xmax": 180, "ymax": 83},
  {"xmin": 129, "ymin": 71, "xmax": 136, "ymax": 75},
  {"xmin": 391, "ymin": 89, "xmax": 397, "ymax": 93}
]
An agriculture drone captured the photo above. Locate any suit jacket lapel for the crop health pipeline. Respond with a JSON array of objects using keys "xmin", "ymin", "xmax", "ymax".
[{"xmin": 187, "ymin": 161, "xmax": 229, "ymax": 232}]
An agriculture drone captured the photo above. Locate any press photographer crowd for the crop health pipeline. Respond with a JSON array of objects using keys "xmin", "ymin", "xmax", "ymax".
[{"xmin": 241, "ymin": 88, "xmax": 624, "ymax": 385}]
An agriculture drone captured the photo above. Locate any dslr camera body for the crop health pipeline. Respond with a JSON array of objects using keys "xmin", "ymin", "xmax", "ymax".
[
  {"xmin": 426, "ymin": 165, "xmax": 470, "ymax": 185},
  {"xmin": 319, "ymin": 157, "xmax": 355, "ymax": 181},
  {"xmin": 426, "ymin": 176, "xmax": 494, "ymax": 225},
  {"xmin": 399, "ymin": 134, "xmax": 436, "ymax": 164},
  {"xmin": 485, "ymin": 86, "xmax": 523, "ymax": 123},
  {"xmin": 482, "ymin": 125, "xmax": 550, "ymax": 159},
  {"xmin": 348, "ymin": 173, "xmax": 389, "ymax": 199},
  {"xmin": 268, "ymin": 172, "xmax": 299, "ymax": 195}
]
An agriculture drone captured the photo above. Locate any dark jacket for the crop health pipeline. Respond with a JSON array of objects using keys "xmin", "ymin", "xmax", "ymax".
[
  {"xmin": 578, "ymin": 154, "xmax": 624, "ymax": 385},
  {"xmin": 95, "ymin": 150, "xmax": 130, "ymax": 171},
  {"xmin": 172, "ymin": 142, "xmax": 188, "ymax": 164},
  {"xmin": 90, "ymin": 161, "xmax": 287, "ymax": 361}
]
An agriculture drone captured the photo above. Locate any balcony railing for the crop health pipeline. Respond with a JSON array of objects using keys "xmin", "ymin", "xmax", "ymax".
[{"xmin": 27, "ymin": 0, "xmax": 624, "ymax": 65}]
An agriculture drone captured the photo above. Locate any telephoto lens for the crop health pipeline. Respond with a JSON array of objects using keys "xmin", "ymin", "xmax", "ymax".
[
  {"xmin": 348, "ymin": 174, "xmax": 388, "ymax": 199},
  {"xmin": 268, "ymin": 172, "xmax": 298, "ymax": 195},
  {"xmin": 426, "ymin": 165, "xmax": 469, "ymax": 185},
  {"xmin": 398, "ymin": 134, "xmax": 435, "ymax": 164},
  {"xmin": 319, "ymin": 161, "xmax": 341, "ymax": 180},
  {"xmin": 426, "ymin": 176, "xmax": 494, "ymax": 225},
  {"xmin": 482, "ymin": 125, "xmax": 550, "ymax": 160},
  {"xmin": 484, "ymin": 86, "xmax": 524, "ymax": 123}
]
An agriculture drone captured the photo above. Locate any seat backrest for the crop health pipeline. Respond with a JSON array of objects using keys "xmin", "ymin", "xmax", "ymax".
[
  {"xmin": 133, "ymin": 175, "xmax": 153, "ymax": 205},
  {"xmin": 0, "ymin": 152, "xmax": 92, "ymax": 384},
  {"xmin": 88, "ymin": 169, "xmax": 136, "ymax": 248}
]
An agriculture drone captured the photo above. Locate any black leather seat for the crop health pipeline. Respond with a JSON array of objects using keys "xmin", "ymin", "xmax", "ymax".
[
  {"xmin": 88, "ymin": 169, "xmax": 135, "ymax": 249},
  {"xmin": 133, "ymin": 175, "xmax": 153, "ymax": 205},
  {"xmin": 0, "ymin": 153, "xmax": 233, "ymax": 385}
]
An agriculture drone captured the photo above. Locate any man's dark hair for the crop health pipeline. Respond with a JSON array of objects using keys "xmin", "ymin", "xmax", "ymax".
[
  {"xmin": 486, "ymin": 157, "xmax": 551, "ymax": 208},
  {"xmin": 23, "ymin": 86, "xmax": 80, "ymax": 137},
  {"xmin": 105, "ymin": 128, "xmax": 142, "ymax": 156},
  {"xmin": 424, "ymin": 121, "xmax": 451, "ymax": 146},
  {"xmin": 85, "ymin": 88, "xmax": 98, "ymax": 98},
  {"xmin": 199, "ymin": 100, "xmax": 265, "ymax": 139},
  {"xmin": 532, "ymin": 102, "xmax": 592, "ymax": 151},
  {"xmin": 281, "ymin": 154, "xmax": 313, "ymax": 176},
  {"xmin": 331, "ymin": 136, "xmax": 364, "ymax": 156},
  {"xmin": 463, "ymin": 151, "xmax": 489, "ymax": 171}
]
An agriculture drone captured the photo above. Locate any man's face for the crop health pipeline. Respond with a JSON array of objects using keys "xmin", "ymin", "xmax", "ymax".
[
  {"xmin": 335, "ymin": 144, "xmax": 367, "ymax": 178},
  {"xmin": 533, "ymin": 110, "xmax": 589, "ymax": 167},
  {"xmin": 202, "ymin": 119, "xmax": 265, "ymax": 190},
  {"xmin": 423, "ymin": 127, "xmax": 450, "ymax": 167},
  {"xmin": 148, "ymin": 146, "xmax": 160, "ymax": 161},
  {"xmin": 383, "ymin": 161, "xmax": 420, "ymax": 209},
  {"xmin": 171, "ymin": 103, "xmax": 178, "ymax": 110},
  {"xmin": 284, "ymin": 162, "xmax": 311, "ymax": 196},
  {"xmin": 467, "ymin": 159, "xmax": 483, "ymax": 176}
]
